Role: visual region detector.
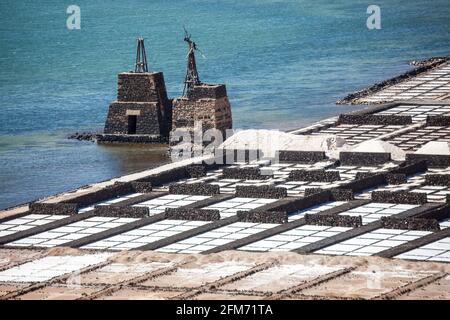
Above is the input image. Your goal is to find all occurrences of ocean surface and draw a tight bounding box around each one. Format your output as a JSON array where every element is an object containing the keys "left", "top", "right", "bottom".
[{"left": 0, "top": 0, "right": 449, "bottom": 209}]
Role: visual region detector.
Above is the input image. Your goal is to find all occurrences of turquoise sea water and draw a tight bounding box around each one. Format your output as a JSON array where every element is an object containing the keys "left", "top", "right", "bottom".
[{"left": 0, "top": 0, "right": 449, "bottom": 208}]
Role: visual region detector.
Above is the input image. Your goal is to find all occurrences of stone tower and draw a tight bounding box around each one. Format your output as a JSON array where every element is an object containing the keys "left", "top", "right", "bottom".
[
  {"left": 170, "top": 31, "right": 232, "bottom": 147},
  {"left": 100, "top": 38, "right": 172, "bottom": 143}
]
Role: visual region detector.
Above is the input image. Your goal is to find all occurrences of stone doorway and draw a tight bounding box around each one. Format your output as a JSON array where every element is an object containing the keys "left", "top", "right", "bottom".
[{"left": 127, "top": 115, "right": 137, "bottom": 134}]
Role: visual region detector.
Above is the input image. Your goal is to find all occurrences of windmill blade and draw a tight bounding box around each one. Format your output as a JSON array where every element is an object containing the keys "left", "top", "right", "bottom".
[{"left": 196, "top": 47, "right": 207, "bottom": 59}]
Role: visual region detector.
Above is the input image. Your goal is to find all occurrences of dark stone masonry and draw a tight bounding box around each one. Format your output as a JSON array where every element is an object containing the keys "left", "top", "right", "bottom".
[
  {"left": 337, "top": 114, "right": 412, "bottom": 126},
  {"left": 277, "top": 151, "right": 327, "bottom": 163},
  {"left": 386, "top": 173, "right": 407, "bottom": 185},
  {"left": 222, "top": 167, "right": 267, "bottom": 180},
  {"left": 381, "top": 217, "right": 441, "bottom": 232},
  {"left": 425, "top": 174, "right": 450, "bottom": 186},
  {"left": 235, "top": 185, "right": 287, "bottom": 199},
  {"left": 186, "top": 165, "right": 207, "bottom": 178},
  {"left": 102, "top": 72, "right": 172, "bottom": 140},
  {"left": 304, "top": 213, "right": 363, "bottom": 228},
  {"left": 169, "top": 182, "right": 220, "bottom": 196},
  {"left": 100, "top": 40, "right": 232, "bottom": 145},
  {"left": 406, "top": 154, "right": 450, "bottom": 168},
  {"left": 165, "top": 208, "right": 220, "bottom": 221},
  {"left": 130, "top": 182, "right": 153, "bottom": 193},
  {"left": 426, "top": 115, "right": 450, "bottom": 126},
  {"left": 93, "top": 205, "right": 151, "bottom": 218},
  {"left": 371, "top": 191, "right": 428, "bottom": 205},
  {"left": 29, "top": 203, "right": 79, "bottom": 216},
  {"left": 237, "top": 210, "right": 288, "bottom": 224},
  {"left": 340, "top": 152, "right": 391, "bottom": 166},
  {"left": 288, "top": 169, "right": 340, "bottom": 182}
]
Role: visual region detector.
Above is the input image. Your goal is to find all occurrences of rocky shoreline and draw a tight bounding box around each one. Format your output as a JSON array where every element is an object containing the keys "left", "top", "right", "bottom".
[
  {"left": 67, "top": 131, "right": 98, "bottom": 142},
  {"left": 337, "top": 56, "right": 450, "bottom": 105}
]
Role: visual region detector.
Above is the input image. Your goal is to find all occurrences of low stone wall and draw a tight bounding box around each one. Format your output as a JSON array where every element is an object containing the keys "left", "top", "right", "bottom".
[
  {"left": 425, "top": 174, "right": 450, "bottom": 186},
  {"left": 426, "top": 115, "right": 450, "bottom": 126},
  {"left": 381, "top": 217, "right": 440, "bottom": 231},
  {"left": 269, "top": 191, "right": 331, "bottom": 213},
  {"left": 337, "top": 114, "right": 412, "bottom": 126},
  {"left": 386, "top": 173, "right": 407, "bottom": 185},
  {"left": 97, "top": 134, "right": 167, "bottom": 144},
  {"left": 93, "top": 205, "right": 150, "bottom": 218},
  {"left": 371, "top": 191, "right": 427, "bottom": 205},
  {"left": 406, "top": 154, "right": 450, "bottom": 168},
  {"left": 390, "top": 160, "right": 427, "bottom": 176},
  {"left": 169, "top": 182, "right": 220, "bottom": 196},
  {"left": 29, "top": 203, "right": 79, "bottom": 215},
  {"left": 62, "top": 182, "right": 133, "bottom": 208},
  {"left": 304, "top": 213, "right": 362, "bottom": 228},
  {"left": 288, "top": 169, "right": 340, "bottom": 182},
  {"left": 235, "top": 185, "right": 287, "bottom": 199},
  {"left": 237, "top": 210, "right": 288, "bottom": 224},
  {"left": 186, "top": 165, "right": 207, "bottom": 178},
  {"left": 139, "top": 166, "right": 188, "bottom": 187},
  {"left": 165, "top": 208, "right": 220, "bottom": 221},
  {"left": 305, "top": 188, "right": 354, "bottom": 201},
  {"left": 131, "top": 182, "right": 152, "bottom": 193},
  {"left": 340, "top": 152, "right": 391, "bottom": 166},
  {"left": 343, "top": 173, "right": 386, "bottom": 193},
  {"left": 277, "top": 151, "right": 327, "bottom": 164},
  {"left": 222, "top": 167, "right": 267, "bottom": 180}
]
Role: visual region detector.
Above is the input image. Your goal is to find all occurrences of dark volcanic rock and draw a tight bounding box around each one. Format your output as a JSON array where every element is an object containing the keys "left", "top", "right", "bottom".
[
  {"left": 235, "top": 185, "right": 287, "bottom": 199},
  {"left": 425, "top": 174, "right": 450, "bottom": 186},
  {"left": 381, "top": 217, "right": 441, "bottom": 232},
  {"left": 186, "top": 165, "right": 207, "bottom": 178},
  {"left": 93, "top": 205, "right": 150, "bottom": 218},
  {"left": 222, "top": 167, "right": 267, "bottom": 180},
  {"left": 288, "top": 169, "right": 340, "bottom": 182},
  {"left": 169, "top": 182, "right": 220, "bottom": 196},
  {"left": 386, "top": 173, "right": 407, "bottom": 185},
  {"left": 237, "top": 210, "right": 288, "bottom": 224},
  {"left": 29, "top": 202, "right": 79, "bottom": 215},
  {"left": 68, "top": 132, "right": 97, "bottom": 142},
  {"left": 340, "top": 152, "right": 391, "bottom": 166},
  {"left": 277, "top": 151, "right": 327, "bottom": 164},
  {"left": 371, "top": 190, "right": 427, "bottom": 205},
  {"left": 304, "top": 188, "right": 354, "bottom": 201},
  {"left": 131, "top": 182, "right": 153, "bottom": 193},
  {"left": 304, "top": 213, "right": 362, "bottom": 228},
  {"left": 337, "top": 114, "right": 412, "bottom": 126},
  {"left": 165, "top": 208, "right": 220, "bottom": 221}
]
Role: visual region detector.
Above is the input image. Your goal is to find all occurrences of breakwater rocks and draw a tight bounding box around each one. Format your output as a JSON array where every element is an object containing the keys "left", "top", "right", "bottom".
[
  {"left": 67, "top": 132, "right": 97, "bottom": 142},
  {"left": 337, "top": 56, "right": 450, "bottom": 105}
]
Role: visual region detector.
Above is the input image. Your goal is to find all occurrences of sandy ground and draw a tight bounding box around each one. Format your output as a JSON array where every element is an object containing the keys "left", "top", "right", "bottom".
[{"left": 0, "top": 248, "right": 448, "bottom": 300}]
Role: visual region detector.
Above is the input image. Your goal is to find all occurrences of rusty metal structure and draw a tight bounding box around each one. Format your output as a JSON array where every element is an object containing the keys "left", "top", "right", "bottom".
[
  {"left": 134, "top": 37, "right": 148, "bottom": 73},
  {"left": 182, "top": 28, "right": 202, "bottom": 96}
]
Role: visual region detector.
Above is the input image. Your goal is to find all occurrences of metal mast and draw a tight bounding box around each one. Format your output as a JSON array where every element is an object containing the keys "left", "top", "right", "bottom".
[
  {"left": 182, "top": 28, "right": 202, "bottom": 96},
  {"left": 134, "top": 37, "right": 149, "bottom": 73}
]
